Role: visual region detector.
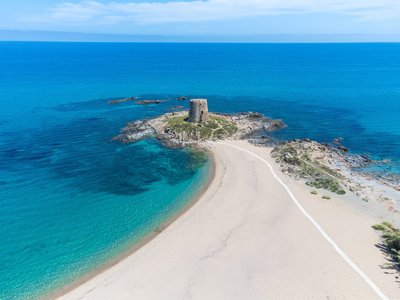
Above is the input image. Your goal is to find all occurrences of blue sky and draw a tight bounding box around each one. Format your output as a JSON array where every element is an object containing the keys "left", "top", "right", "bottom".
[{"left": 0, "top": 0, "right": 399, "bottom": 41}]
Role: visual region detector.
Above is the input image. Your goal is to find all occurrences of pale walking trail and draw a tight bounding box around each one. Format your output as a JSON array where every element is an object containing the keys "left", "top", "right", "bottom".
[{"left": 61, "top": 140, "right": 396, "bottom": 300}]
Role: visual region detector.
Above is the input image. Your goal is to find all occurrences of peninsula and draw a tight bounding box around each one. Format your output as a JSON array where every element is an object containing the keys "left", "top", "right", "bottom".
[{"left": 61, "top": 99, "right": 400, "bottom": 300}]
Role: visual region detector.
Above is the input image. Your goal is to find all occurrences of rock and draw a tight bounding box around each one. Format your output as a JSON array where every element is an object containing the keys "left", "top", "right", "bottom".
[
  {"left": 338, "top": 146, "right": 349, "bottom": 152},
  {"left": 333, "top": 137, "right": 343, "bottom": 145},
  {"left": 177, "top": 96, "right": 188, "bottom": 101},
  {"left": 271, "top": 138, "right": 398, "bottom": 206},
  {"left": 230, "top": 112, "right": 286, "bottom": 139},
  {"left": 135, "top": 100, "right": 166, "bottom": 105},
  {"left": 108, "top": 97, "right": 136, "bottom": 105},
  {"left": 264, "top": 119, "right": 285, "bottom": 131},
  {"left": 360, "top": 154, "right": 372, "bottom": 162},
  {"left": 169, "top": 105, "right": 184, "bottom": 111},
  {"left": 113, "top": 120, "right": 156, "bottom": 143},
  {"left": 248, "top": 135, "right": 271, "bottom": 146}
]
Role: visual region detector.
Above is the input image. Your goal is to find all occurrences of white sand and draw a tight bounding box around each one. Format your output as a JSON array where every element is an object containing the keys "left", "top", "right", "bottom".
[{"left": 60, "top": 140, "right": 399, "bottom": 300}]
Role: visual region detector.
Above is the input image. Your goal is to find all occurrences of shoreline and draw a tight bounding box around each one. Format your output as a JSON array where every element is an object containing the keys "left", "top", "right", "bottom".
[
  {"left": 48, "top": 148, "right": 216, "bottom": 299},
  {"left": 60, "top": 140, "right": 399, "bottom": 299}
]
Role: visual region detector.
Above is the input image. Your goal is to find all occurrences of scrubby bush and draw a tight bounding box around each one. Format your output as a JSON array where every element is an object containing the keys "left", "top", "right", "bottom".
[
  {"left": 372, "top": 222, "right": 400, "bottom": 267},
  {"left": 306, "top": 178, "right": 346, "bottom": 195}
]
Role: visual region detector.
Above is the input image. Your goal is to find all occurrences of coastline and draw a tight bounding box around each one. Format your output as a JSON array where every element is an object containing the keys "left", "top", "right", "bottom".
[
  {"left": 48, "top": 148, "right": 216, "bottom": 299},
  {"left": 60, "top": 140, "right": 399, "bottom": 299}
]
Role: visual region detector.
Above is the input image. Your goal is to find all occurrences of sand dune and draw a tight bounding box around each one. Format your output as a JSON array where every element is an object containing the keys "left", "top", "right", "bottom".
[{"left": 60, "top": 140, "right": 398, "bottom": 300}]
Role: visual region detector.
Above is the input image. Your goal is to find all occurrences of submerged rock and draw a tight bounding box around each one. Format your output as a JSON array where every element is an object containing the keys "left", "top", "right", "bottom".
[
  {"left": 333, "top": 137, "right": 344, "bottom": 145},
  {"left": 135, "top": 100, "right": 166, "bottom": 105},
  {"left": 108, "top": 97, "right": 136, "bottom": 105},
  {"left": 177, "top": 96, "right": 188, "bottom": 101}
]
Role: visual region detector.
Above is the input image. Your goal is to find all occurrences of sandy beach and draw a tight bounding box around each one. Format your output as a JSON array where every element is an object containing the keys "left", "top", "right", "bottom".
[{"left": 60, "top": 140, "right": 399, "bottom": 300}]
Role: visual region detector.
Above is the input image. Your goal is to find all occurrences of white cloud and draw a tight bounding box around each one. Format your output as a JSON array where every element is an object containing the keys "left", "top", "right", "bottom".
[{"left": 26, "top": 0, "right": 400, "bottom": 25}]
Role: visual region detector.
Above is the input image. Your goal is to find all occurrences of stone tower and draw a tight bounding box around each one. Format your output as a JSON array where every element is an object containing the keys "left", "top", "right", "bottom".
[{"left": 188, "top": 99, "right": 209, "bottom": 123}]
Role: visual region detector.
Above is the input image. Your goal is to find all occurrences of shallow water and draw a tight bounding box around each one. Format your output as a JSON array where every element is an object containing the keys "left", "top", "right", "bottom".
[{"left": 0, "top": 98, "right": 211, "bottom": 298}]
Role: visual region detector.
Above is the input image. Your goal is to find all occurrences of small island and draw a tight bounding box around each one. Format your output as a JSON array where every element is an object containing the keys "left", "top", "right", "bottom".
[{"left": 113, "top": 98, "right": 285, "bottom": 147}]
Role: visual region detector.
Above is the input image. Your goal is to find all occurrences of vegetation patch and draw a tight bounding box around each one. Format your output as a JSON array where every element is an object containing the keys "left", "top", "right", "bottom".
[
  {"left": 372, "top": 222, "right": 400, "bottom": 267},
  {"left": 322, "top": 195, "right": 331, "bottom": 200},
  {"left": 306, "top": 178, "right": 346, "bottom": 195},
  {"left": 272, "top": 144, "right": 345, "bottom": 195},
  {"left": 166, "top": 114, "right": 238, "bottom": 141}
]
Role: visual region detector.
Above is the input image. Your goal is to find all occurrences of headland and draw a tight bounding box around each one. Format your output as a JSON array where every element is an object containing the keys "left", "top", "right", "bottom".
[{"left": 60, "top": 99, "right": 399, "bottom": 299}]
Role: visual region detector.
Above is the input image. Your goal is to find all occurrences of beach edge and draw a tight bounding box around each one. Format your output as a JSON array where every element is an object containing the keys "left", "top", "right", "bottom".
[{"left": 47, "top": 147, "right": 216, "bottom": 300}]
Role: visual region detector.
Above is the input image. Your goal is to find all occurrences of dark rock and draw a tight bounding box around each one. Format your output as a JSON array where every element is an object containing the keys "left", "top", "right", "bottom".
[
  {"left": 360, "top": 154, "right": 371, "bottom": 162},
  {"left": 108, "top": 97, "right": 136, "bottom": 105},
  {"left": 264, "top": 119, "right": 285, "bottom": 131},
  {"left": 345, "top": 154, "right": 372, "bottom": 168},
  {"left": 177, "top": 96, "right": 188, "bottom": 101},
  {"left": 333, "top": 137, "right": 343, "bottom": 145},
  {"left": 135, "top": 100, "right": 166, "bottom": 105},
  {"left": 338, "top": 146, "right": 349, "bottom": 152}
]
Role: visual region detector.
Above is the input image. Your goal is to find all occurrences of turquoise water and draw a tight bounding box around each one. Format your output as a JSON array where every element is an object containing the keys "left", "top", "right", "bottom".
[
  {"left": 0, "top": 42, "right": 399, "bottom": 298},
  {"left": 0, "top": 106, "right": 211, "bottom": 299}
]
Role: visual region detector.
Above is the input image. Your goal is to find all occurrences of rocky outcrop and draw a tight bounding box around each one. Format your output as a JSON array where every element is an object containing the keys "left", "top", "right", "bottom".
[
  {"left": 338, "top": 145, "right": 349, "bottom": 153},
  {"left": 113, "top": 111, "right": 285, "bottom": 148},
  {"left": 114, "top": 120, "right": 156, "bottom": 144},
  {"left": 135, "top": 100, "right": 166, "bottom": 105},
  {"left": 108, "top": 97, "right": 137, "bottom": 105},
  {"left": 108, "top": 98, "right": 166, "bottom": 106},
  {"left": 271, "top": 139, "right": 399, "bottom": 208},
  {"left": 215, "top": 112, "right": 285, "bottom": 139}
]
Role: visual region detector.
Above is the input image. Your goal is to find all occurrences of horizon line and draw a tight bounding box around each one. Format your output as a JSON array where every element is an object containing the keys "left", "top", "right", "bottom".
[{"left": 1, "top": 30, "right": 400, "bottom": 43}]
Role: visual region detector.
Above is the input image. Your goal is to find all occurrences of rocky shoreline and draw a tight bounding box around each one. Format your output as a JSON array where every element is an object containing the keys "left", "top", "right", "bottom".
[
  {"left": 113, "top": 111, "right": 285, "bottom": 147},
  {"left": 113, "top": 109, "right": 399, "bottom": 212},
  {"left": 269, "top": 139, "right": 400, "bottom": 211}
]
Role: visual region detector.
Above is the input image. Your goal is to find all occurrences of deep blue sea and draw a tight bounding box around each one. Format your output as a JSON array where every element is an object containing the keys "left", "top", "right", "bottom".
[{"left": 0, "top": 42, "right": 399, "bottom": 298}]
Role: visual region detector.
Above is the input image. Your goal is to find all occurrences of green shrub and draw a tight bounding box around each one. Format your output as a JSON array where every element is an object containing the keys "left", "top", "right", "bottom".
[
  {"left": 372, "top": 222, "right": 400, "bottom": 267},
  {"left": 306, "top": 178, "right": 346, "bottom": 195}
]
